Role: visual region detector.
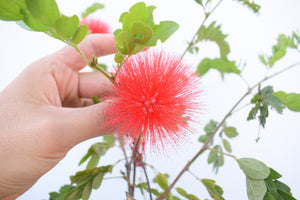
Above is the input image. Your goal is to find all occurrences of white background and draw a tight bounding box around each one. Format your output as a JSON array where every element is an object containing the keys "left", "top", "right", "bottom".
[{"left": 0, "top": 0, "right": 300, "bottom": 199}]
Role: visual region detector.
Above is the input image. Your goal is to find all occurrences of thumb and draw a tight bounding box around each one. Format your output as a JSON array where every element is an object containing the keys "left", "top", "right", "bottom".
[{"left": 55, "top": 102, "right": 112, "bottom": 147}]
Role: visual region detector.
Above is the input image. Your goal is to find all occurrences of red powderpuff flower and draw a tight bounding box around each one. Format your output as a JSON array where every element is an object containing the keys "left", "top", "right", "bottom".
[
  {"left": 106, "top": 51, "right": 202, "bottom": 153},
  {"left": 79, "top": 17, "right": 111, "bottom": 34}
]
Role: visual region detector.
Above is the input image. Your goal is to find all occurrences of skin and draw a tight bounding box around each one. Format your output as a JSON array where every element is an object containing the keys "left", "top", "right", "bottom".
[{"left": 0, "top": 34, "right": 116, "bottom": 199}]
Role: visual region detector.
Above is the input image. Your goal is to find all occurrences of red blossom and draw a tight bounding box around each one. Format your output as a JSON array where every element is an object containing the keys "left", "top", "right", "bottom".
[
  {"left": 79, "top": 17, "right": 111, "bottom": 34},
  {"left": 106, "top": 51, "right": 202, "bottom": 153}
]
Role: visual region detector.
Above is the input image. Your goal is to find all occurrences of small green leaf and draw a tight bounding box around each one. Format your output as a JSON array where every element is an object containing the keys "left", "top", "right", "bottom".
[
  {"left": 20, "top": 10, "right": 49, "bottom": 32},
  {"left": 176, "top": 187, "right": 200, "bottom": 200},
  {"left": 207, "top": 147, "right": 218, "bottom": 164},
  {"left": 268, "top": 168, "right": 282, "bottom": 180},
  {"left": 235, "top": 0, "right": 261, "bottom": 13},
  {"left": 222, "top": 139, "right": 232, "bottom": 153},
  {"left": 238, "top": 158, "right": 270, "bottom": 179},
  {"left": 26, "top": 0, "right": 60, "bottom": 27},
  {"left": 264, "top": 177, "right": 278, "bottom": 197},
  {"left": 259, "top": 54, "right": 268, "bottom": 66},
  {"left": 198, "top": 134, "right": 209, "bottom": 143},
  {"left": 273, "top": 180, "right": 291, "bottom": 194},
  {"left": 204, "top": 120, "right": 218, "bottom": 134},
  {"left": 131, "top": 21, "right": 153, "bottom": 44},
  {"left": 55, "top": 15, "right": 79, "bottom": 39},
  {"left": 92, "top": 173, "right": 104, "bottom": 189},
  {"left": 223, "top": 127, "right": 238, "bottom": 138},
  {"left": 72, "top": 25, "right": 89, "bottom": 45},
  {"left": 265, "top": 94, "right": 284, "bottom": 114},
  {"left": 103, "top": 135, "right": 115, "bottom": 146},
  {"left": 277, "top": 189, "right": 296, "bottom": 200},
  {"left": 115, "top": 31, "right": 135, "bottom": 54},
  {"left": 79, "top": 153, "right": 90, "bottom": 166},
  {"left": 145, "top": 21, "right": 179, "bottom": 46},
  {"left": 201, "top": 179, "right": 224, "bottom": 200},
  {"left": 66, "top": 189, "right": 81, "bottom": 200},
  {"left": 194, "top": 0, "right": 203, "bottom": 5},
  {"left": 246, "top": 177, "right": 267, "bottom": 200},
  {"left": 92, "top": 96, "right": 100, "bottom": 104},
  {"left": 264, "top": 192, "right": 276, "bottom": 200},
  {"left": 153, "top": 173, "right": 169, "bottom": 190},
  {"left": 0, "top": 0, "right": 23, "bottom": 21},
  {"left": 82, "top": 3, "right": 104, "bottom": 18},
  {"left": 273, "top": 91, "right": 300, "bottom": 112},
  {"left": 82, "top": 182, "right": 92, "bottom": 200},
  {"left": 197, "top": 58, "right": 240, "bottom": 77},
  {"left": 86, "top": 154, "right": 100, "bottom": 169},
  {"left": 197, "top": 21, "right": 230, "bottom": 59}
]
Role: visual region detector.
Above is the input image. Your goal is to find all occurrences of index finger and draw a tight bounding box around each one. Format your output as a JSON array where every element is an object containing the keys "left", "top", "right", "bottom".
[{"left": 49, "top": 34, "right": 117, "bottom": 71}]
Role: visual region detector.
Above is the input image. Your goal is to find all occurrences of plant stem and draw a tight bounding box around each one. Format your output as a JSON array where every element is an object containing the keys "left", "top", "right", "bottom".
[
  {"left": 141, "top": 162, "right": 153, "bottom": 200},
  {"left": 207, "top": 147, "right": 238, "bottom": 161},
  {"left": 156, "top": 61, "right": 300, "bottom": 200},
  {"left": 181, "top": 0, "right": 224, "bottom": 59}
]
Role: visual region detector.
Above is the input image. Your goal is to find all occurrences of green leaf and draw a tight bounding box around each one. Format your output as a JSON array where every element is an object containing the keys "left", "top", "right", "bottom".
[
  {"left": 197, "top": 21, "right": 230, "bottom": 59},
  {"left": 92, "top": 173, "right": 104, "bottom": 189},
  {"left": 223, "top": 126, "right": 238, "bottom": 138},
  {"left": 0, "top": 0, "right": 23, "bottom": 21},
  {"left": 264, "top": 177, "right": 278, "bottom": 197},
  {"left": 26, "top": 0, "right": 60, "bottom": 27},
  {"left": 198, "top": 134, "right": 209, "bottom": 143},
  {"left": 277, "top": 190, "right": 296, "bottom": 200},
  {"left": 66, "top": 189, "right": 81, "bottom": 200},
  {"left": 82, "top": 3, "right": 104, "bottom": 18},
  {"left": 176, "top": 187, "right": 200, "bottom": 200},
  {"left": 194, "top": 0, "right": 203, "bottom": 6},
  {"left": 79, "top": 153, "right": 90, "bottom": 166},
  {"left": 91, "top": 96, "right": 100, "bottom": 104},
  {"left": 153, "top": 173, "right": 169, "bottom": 190},
  {"left": 265, "top": 94, "right": 284, "bottom": 114},
  {"left": 115, "top": 31, "right": 135, "bottom": 54},
  {"left": 238, "top": 158, "right": 270, "bottom": 179},
  {"left": 259, "top": 54, "right": 268, "bottom": 66},
  {"left": 86, "top": 154, "right": 100, "bottom": 169},
  {"left": 222, "top": 139, "right": 232, "bottom": 153},
  {"left": 264, "top": 192, "right": 276, "bottom": 200},
  {"left": 55, "top": 15, "right": 79, "bottom": 39},
  {"left": 82, "top": 182, "right": 92, "bottom": 200},
  {"left": 145, "top": 21, "right": 179, "bottom": 46},
  {"left": 72, "top": 25, "right": 89, "bottom": 45},
  {"left": 273, "top": 91, "right": 300, "bottom": 112},
  {"left": 207, "top": 146, "right": 218, "bottom": 164},
  {"left": 120, "top": 2, "right": 148, "bottom": 32},
  {"left": 246, "top": 177, "right": 267, "bottom": 200},
  {"left": 197, "top": 58, "right": 240, "bottom": 77},
  {"left": 204, "top": 120, "right": 218, "bottom": 134},
  {"left": 201, "top": 179, "right": 224, "bottom": 200},
  {"left": 235, "top": 0, "right": 261, "bottom": 13},
  {"left": 131, "top": 21, "right": 153, "bottom": 44},
  {"left": 268, "top": 168, "right": 282, "bottom": 180},
  {"left": 19, "top": 9, "right": 49, "bottom": 32},
  {"left": 264, "top": 34, "right": 297, "bottom": 67},
  {"left": 273, "top": 180, "right": 291, "bottom": 194},
  {"left": 103, "top": 135, "right": 115, "bottom": 146}
]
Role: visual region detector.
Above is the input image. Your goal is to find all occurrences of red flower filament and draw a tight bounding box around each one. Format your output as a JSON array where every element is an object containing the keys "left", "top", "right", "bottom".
[
  {"left": 106, "top": 51, "right": 202, "bottom": 153},
  {"left": 79, "top": 17, "right": 111, "bottom": 34}
]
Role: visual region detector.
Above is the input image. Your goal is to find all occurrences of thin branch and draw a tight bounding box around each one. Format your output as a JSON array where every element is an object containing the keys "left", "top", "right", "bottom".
[
  {"left": 156, "top": 61, "right": 300, "bottom": 200},
  {"left": 141, "top": 162, "right": 153, "bottom": 200},
  {"left": 181, "top": 0, "right": 224, "bottom": 59}
]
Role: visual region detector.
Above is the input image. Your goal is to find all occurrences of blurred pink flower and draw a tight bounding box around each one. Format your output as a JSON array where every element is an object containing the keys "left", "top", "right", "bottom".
[
  {"left": 106, "top": 51, "right": 202, "bottom": 153},
  {"left": 80, "top": 17, "right": 111, "bottom": 34}
]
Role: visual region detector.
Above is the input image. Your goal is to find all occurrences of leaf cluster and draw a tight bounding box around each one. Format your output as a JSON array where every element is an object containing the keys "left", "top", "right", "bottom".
[
  {"left": 113, "top": 2, "right": 179, "bottom": 63},
  {"left": 49, "top": 165, "right": 113, "bottom": 200},
  {"left": 0, "top": 0, "right": 89, "bottom": 45},
  {"left": 194, "top": 21, "right": 240, "bottom": 78},
  {"left": 259, "top": 33, "right": 299, "bottom": 67},
  {"left": 247, "top": 85, "right": 284, "bottom": 128},
  {"left": 201, "top": 179, "right": 224, "bottom": 200},
  {"left": 79, "top": 135, "right": 116, "bottom": 170}
]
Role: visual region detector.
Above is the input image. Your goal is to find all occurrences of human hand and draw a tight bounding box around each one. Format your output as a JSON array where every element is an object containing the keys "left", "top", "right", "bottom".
[{"left": 0, "top": 34, "right": 116, "bottom": 199}]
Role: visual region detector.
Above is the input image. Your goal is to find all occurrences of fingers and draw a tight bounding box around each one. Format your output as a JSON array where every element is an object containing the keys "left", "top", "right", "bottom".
[
  {"left": 50, "top": 34, "right": 117, "bottom": 71},
  {"left": 78, "top": 71, "right": 113, "bottom": 98},
  {"left": 56, "top": 102, "right": 112, "bottom": 146}
]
